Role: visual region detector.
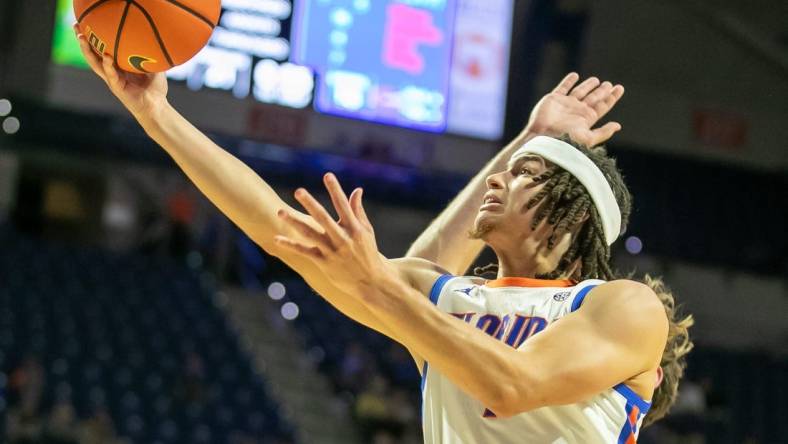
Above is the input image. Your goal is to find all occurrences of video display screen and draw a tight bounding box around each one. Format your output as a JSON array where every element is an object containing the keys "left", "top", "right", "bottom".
[
  {"left": 292, "top": 0, "right": 456, "bottom": 132},
  {"left": 51, "top": 0, "right": 513, "bottom": 140},
  {"left": 52, "top": 0, "right": 89, "bottom": 70}
]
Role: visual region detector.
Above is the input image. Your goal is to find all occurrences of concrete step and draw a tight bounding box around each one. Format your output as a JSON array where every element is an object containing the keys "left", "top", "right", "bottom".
[{"left": 217, "top": 288, "right": 361, "bottom": 444}]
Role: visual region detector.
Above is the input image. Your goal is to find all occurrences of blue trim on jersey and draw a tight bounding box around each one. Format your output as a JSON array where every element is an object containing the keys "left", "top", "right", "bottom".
[
  {"left": 421, "top": 361, "right": 429, "bottom": 428},
  {"left": 421, "top": 274, "right": 453, "bottom": 393},
  {"left": 421, "top": 274, "right": 453, "bottom": 426},
  {"left": 570, "top": 284, "right": 598, "bottom": 312},
  {"left": 429, "top": 274, "right": 453, "bottom": 305},
  {"left": 613, "top": 383, "right": 651, "bottom": 413},
  {"left": 420, "top": 362, "right": 429, "bottom": 393},
  {"left": 617, "top": 403, "right": 635, "bottom": 444}
]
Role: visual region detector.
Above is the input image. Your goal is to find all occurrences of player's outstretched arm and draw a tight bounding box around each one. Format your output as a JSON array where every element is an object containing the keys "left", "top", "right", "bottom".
[
  {"left": 73, "top": 27, "right": 408, "bottom": 341},
  {"left": 275, "top": 179, "right": 667, "bottom": 417},
  {"left": 74, "top": 26, "right": 285, "bottom": 249},
  {"left": 406, "top": 74, "right": 625, "bottom": 276}
]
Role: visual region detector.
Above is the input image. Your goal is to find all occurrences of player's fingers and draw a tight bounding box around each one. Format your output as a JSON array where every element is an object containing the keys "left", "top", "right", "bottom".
[
  {"left": 349, "top": 188, "right": 372, "bottom": 230},
  {"left": 276, "top": 209, "right": 330, "bottom": 247},
  {"left": 323, "top": 173, "right": 357, "bottom": 227},
  {"left": 593, "top": 84, "right": 625, "bottom": 119},
  {"left": 74, "top": 30, "right": 108, "bottom": 83},
  {"left": 569, "top": 77, "right": 600, "bottom": 100},
  {"left": 590, "top": 122, "right": 622, "bottom": 145},
  {"left": 294, "top": 188, "right": 347, "bottom": 245},
  {"left": 274, "top": 236, "right": 325, "bottom": 260},
  {"left": 348, "top": 188, "right": 363, "bottom": 222},
  {"left": 101, "top": 55, "right": 122, "bottom": 89},
  {"left": 551, "top": 72, "right": 580, "bottom": 95},
  {"left": 583, "top": 81, "right": 613, "bottom": 107}
]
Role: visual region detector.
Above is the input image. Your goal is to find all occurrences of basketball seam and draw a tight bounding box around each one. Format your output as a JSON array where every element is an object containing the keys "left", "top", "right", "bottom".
[
  {"left": 77, "top": 0, "right": 113, "bottom": 23},
  {"left": 163, "top": 0, "right": 217, "bottom": 29},
  {"left": 114, "top": 1, "right": 133, "bottom": 67},
  {"left": 129, "top": 0, "right": 174, "bottom": 67}
]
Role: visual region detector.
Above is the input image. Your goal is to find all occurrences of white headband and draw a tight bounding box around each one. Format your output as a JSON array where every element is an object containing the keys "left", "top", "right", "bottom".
[{"left": 512, "top": 136, "right": 621, "bottom": 245}]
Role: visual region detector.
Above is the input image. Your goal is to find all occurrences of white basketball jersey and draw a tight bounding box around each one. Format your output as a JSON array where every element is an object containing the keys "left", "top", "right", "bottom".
[{"left": 421, "top": 275, "right": 651, "bottom": 444}]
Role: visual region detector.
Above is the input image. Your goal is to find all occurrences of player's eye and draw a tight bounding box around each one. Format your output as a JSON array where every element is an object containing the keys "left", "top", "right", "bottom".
[{"left": 519, "top": 167, "right": 533, "bottom": 176}]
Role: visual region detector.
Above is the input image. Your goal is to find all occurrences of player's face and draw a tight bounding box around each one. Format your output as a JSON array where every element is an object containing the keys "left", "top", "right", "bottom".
[{"left": 472, "top": 155, "right": 552, "bottom": 244}]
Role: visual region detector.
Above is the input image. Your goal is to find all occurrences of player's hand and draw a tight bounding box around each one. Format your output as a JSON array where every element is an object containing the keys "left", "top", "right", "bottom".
[
  {"left": 274, "top": 173, "right": 395, "bottom": 297},
  {"left": 522, "top": 73, "right": 625, "bottom": 147},
  {"left": 73, "top": 24, "right": 169, "bottom": 120}
]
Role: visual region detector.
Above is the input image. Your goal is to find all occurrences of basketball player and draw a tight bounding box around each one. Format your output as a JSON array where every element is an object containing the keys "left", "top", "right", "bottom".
[{"left": 75, "top": 26, "right": 692, "bottom": 442}]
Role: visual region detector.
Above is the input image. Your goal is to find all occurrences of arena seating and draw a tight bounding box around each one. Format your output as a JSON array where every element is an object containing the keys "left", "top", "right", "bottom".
[
  {"left": 0, "top": 227, "right": 294, "bottom": 444},
  {"left": 681, "top": 347, "right": 788, "bottom": 443},
  {"left": 281, "top": 277, "right": 420, "bottom": 390}
]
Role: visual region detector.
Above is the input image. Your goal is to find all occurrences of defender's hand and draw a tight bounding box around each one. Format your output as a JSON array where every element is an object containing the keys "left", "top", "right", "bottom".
[
  {"left": 73, "top": 24, "right": 169, "bottom": 120},
  {"left": 524, "top": 73, "right": 625, "bottom": 147},
  {"left": 274, "top": 174, "right": 395, "bottom": 297}
]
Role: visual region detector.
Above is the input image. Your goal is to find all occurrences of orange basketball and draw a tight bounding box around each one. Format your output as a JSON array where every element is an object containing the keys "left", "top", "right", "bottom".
[{"left": 74, "top": 0, "right": 221, "bottom": 73}]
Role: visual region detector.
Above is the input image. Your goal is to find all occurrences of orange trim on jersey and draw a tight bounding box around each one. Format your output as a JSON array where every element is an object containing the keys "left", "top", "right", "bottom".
[
  {"left": 624, "top": 405, "right": 640, "bottom": 444},
  {"left": 484, "top": 277, "right": 575, "bottom": 288},
  {"left": 628, "top": 405, "right": 640, "bottom": 426}
]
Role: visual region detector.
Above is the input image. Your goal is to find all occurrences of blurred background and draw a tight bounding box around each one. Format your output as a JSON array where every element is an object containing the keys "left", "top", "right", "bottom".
[{"left": 0, "top": 0, "right": 786, "bottom": 443}]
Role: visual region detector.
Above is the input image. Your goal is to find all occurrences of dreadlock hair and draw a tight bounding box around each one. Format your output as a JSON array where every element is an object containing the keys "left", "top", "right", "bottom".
[
  {"left": 473, "top": 135, "right": 632, "bottom": 281},
  {"left": 473, "top": 136, "right": 693, "bottom": 427}
]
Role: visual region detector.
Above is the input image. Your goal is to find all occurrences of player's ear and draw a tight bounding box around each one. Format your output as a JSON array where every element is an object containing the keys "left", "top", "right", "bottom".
[{"left": 655, "top": 367, "right": 664, "bottom": 388}]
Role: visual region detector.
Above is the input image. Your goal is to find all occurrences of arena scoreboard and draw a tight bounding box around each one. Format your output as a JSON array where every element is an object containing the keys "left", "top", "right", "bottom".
[
  {"left": 52, "top": 0, "right": 514, "bottom": 139},
  {"left": 292, "top": 0, "right": 456, "bottom": 132}
]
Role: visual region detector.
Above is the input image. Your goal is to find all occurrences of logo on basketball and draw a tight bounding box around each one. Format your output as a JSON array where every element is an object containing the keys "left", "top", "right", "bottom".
[
  {"left": 85, "top": 27, "right": 106, "bottom": 54},
  {"left": 553, "top": 291, "right": 570, "bottom": 301},
  {"left": 128, "top": 55, "right": 157, "bottom": 73}
]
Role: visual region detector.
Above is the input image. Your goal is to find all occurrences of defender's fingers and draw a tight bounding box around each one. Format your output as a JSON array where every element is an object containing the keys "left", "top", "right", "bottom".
[
  {"left": 294, "top": 188, "right": 346, "bottom": 244},
  {"left": 277, "top": 209, "right": 330, "bottom": 246},
  {"left": 569, "top": 77, "right": 600, "bottom": 99},
  {"left": 274, "top": 236, "right": 325, "bottom": 260},
  {"left": 590, "top": 122, "right": 622, "bottom": 144},
  {"left": 323, "top": 173, "right": 356, "bottom": 226},
  {"left": 551, "top": 72, "right": 580, "bottom": 95},
  {"left": 349, "top": 188, "right": 372, "bottom": 229},
  {"left": 583, "top": 81, "right": 613, "bottom": 107},
  {"left": 593, "top": 84, "right": 625, "bottom": 119}
]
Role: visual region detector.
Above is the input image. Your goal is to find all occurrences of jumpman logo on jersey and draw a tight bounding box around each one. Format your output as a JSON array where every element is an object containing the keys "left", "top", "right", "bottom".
[{"left": 454, "top": 287, "right": 475, "bottom": 296}]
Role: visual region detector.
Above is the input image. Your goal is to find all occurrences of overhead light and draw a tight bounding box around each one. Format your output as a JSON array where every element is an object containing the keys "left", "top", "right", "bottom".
[
  {"left": 280, "top": 302, "right": 299, "bottom": 321},
  {"left": 267, "top": 282, "right": 286, "bottom": 300},
  {"left": 2, "top": 117, "right": 20, "bottom": 135},
  {"left": 625, "top": 236, "right": 643, "bottom": 255},
  {"left": 0, "top": 99, "right": 11, "bottom": 117}
]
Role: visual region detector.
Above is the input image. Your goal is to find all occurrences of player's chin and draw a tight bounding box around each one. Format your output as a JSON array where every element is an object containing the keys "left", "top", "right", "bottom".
[{"left": 470, "top": 214, "right": 497, "bottom": 240}]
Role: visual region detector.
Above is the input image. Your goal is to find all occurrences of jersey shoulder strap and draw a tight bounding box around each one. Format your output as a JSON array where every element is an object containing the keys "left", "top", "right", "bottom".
[{"left": 569, "top": 279, "right": 606, "bottom": 312}]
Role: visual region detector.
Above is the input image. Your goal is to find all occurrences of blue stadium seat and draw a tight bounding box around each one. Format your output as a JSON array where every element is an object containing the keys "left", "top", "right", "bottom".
[{"left": 0, "top": 226, "right": 294, "bottom": 444}]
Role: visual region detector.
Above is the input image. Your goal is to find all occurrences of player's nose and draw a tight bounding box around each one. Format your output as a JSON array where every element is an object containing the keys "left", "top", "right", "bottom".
[{"left": 485, "top": 171, "right": 505, "bottom": 190}]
